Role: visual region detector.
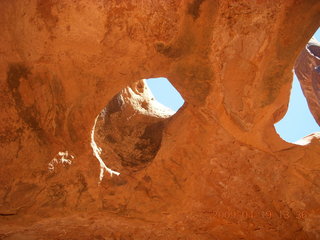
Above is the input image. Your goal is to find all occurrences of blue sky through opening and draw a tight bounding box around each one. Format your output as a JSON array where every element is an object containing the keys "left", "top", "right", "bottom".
[
  {"left": 146, "top": 28, "right": 320, "bottom": 143},
  {"left": 274, "top": 28, "right": 320, "bottom": 143},
  {"left": 146, "top": 77, "right": 184, "bottom": 112},
  {"left": 274, "top": 76, "right": 319, "bottom": 143}
]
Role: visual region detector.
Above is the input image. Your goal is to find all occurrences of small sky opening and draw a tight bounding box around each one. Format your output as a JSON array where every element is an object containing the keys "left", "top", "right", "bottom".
[
  {"left": 146, "top": 77, "right": 184, "bottom": 112},
  {"left": 274, "top": 28, "right": 320, "bottom": 143}
]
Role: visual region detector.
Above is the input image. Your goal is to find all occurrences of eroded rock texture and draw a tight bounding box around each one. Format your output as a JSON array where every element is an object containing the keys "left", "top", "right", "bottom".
[
  {"left": 295, "top": 38, "right": 320, "bottom": 126},
  {"left": 95, "top": 79, "right": 174, "bottom": 172},
  {"left": 1, "top": 0, "right": 320, "bottom": 239}
]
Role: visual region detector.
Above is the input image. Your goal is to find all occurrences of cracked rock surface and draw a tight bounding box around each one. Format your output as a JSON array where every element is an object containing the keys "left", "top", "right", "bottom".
[{"left": 1, "top": 0, "right": 320, "bottom": 239}]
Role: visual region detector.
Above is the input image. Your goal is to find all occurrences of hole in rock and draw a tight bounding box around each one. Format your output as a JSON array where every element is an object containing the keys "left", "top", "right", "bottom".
[
  {"left": 145, "top": 77, "right": 184, "bottom": 112},
  {"left": 275, "top": 28, "right": 320, "bottom": 144},
  {"left": 91, "top": 78, "right": 184, "bottom": 180}
]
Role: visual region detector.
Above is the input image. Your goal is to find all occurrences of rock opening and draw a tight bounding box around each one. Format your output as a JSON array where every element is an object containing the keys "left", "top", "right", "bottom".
[
  {"left": 92, "top": 78, "right": 184, "bottom": 177},
  {"left": 145, "top": 77, "right": 185, "bottom": 112},
  {"left": 275, "top": 29, "right": 320, "bottom": 144}
]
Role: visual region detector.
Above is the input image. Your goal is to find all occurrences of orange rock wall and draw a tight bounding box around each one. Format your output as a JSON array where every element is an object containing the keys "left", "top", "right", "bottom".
[{"left": 0, "top": 0, "right": 320, "bottom": 239}]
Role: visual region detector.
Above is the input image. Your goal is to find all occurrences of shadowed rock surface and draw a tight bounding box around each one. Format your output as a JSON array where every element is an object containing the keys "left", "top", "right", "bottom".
[
  {"left": 95, "top": 80, "right": 173, "bottom": 172},
  {"left": 1, "top": 0, "right": 320, "bottom": 239}
]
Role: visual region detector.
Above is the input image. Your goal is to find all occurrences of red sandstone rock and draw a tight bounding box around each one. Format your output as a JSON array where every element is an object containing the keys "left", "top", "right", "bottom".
[{"left": 1, "top": 0, "right": 320, "bottom": 239}]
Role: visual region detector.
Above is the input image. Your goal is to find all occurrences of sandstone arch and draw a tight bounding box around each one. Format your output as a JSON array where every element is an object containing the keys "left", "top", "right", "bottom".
[{"left": 1, "top": 0, "right": 320, "bottom": 239}]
